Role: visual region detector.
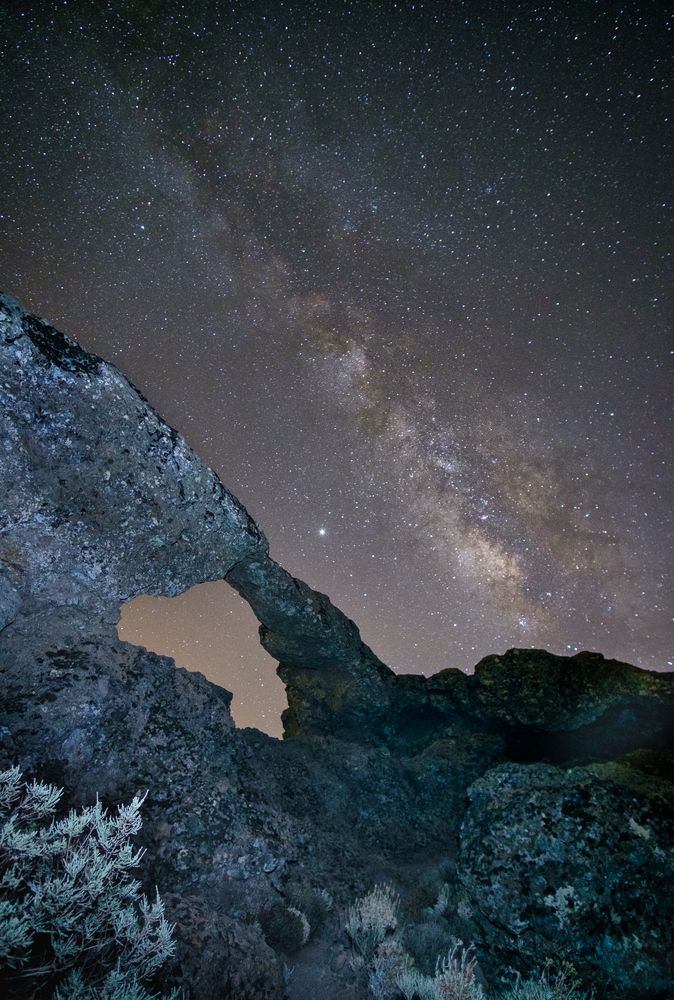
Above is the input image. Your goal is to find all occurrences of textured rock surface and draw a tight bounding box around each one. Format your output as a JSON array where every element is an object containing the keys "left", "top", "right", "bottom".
[
  {"left": 1, "top": 293, "right": 672, "bottom": 999},
  {"left": 424, "top": 647, "right": 674, "bottom": 765},
  {"left": 456, "top": 753, "right": 674, "bottom": 998},
  {"left": 226, "top": 553, "right": 395, "bottom": 736},
  {"left": 0, "top": 292, "right": 263, "bottom": 624},
  {"left": 457, "top": 646, "right": 673, "bottom": 731},
  {"left": 162, "top": 896, "right": 284, "bottom": 1000}
]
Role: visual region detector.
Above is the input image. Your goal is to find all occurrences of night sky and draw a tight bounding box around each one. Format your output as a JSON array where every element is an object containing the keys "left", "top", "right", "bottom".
[{"left": 1, "top": 1, "right": 671, "bottom": 736}]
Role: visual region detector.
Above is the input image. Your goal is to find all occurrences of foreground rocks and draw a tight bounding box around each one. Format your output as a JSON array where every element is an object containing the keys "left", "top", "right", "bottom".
[
  {"left": 1, "top": 293, "right": 672, "bottom": 998},
  {"left": 457, "top": 753, "right": 674, "bottom": 996}
]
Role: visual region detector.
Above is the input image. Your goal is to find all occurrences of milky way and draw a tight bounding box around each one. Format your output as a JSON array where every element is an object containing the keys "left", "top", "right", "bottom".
[{"left": 1, "top": 2, "right": 671, "bottom": 734}]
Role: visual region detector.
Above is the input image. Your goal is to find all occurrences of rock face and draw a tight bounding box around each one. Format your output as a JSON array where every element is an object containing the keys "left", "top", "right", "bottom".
[
  {"left": 457, "top": 754, "right": 674, "bottom": 997},
  {"left": 0, "top": 292, "right": 263, "bottom": 625},
  {"left": 1, "top": 293, "right": 672, "bottom": 999},
  {"left": 225, "top": 553, "right": 395, "bottom": 737}
]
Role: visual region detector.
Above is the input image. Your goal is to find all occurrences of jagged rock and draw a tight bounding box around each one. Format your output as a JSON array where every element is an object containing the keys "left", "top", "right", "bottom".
[
  {"left": 163, "top": 897, "right": 284, "bottom": 1000},
  {"left": 459, "top": 647, "right": 672, "bottom": 731},
  {"left": 425, "top": 648, "right": 674, "bottom": 764},
  {"left": 456, "top": 753, "right": 674, "bottom": 998},
  {"left": 0, "top": 292, "right": 393, "bottom": 735},
  {"left": 0, "top": 607, "right": 239, "bottom": 868}
]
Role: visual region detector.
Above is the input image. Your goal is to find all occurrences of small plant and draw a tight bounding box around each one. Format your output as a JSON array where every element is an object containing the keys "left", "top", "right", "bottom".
[
  {"left": 434, "top": 941, "right": 484, "bottom": 999},
  {"left": 396, "top": 966, "right": 438, "bottom": 999},
  {"left": 288, "top": 884, "right": 333, "bottom": 936},
  {"left": 499, "top": 962, "right": 593, "bottom": 999},
  {"left": 345, "top": 883, "right": 400, "bottom": 960},
  {"left": 369, "top": 938, "right": 413, "bottom": 999},
  {"left": 403, "top": 919, "right": 456, "bottom": 976},
  {"left": 0, "top": 766, "right": 176, "bottom": 999}
]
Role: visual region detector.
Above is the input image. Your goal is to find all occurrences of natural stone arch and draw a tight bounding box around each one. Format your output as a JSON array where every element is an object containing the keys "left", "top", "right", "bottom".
[{"left": 118, "top": 580, "right": 285, "bottom": 735}]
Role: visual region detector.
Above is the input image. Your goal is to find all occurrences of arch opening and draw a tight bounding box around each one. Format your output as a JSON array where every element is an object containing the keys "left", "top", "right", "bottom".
[{"left": 117, "top": 580, "right": 285, "bottom": 738}]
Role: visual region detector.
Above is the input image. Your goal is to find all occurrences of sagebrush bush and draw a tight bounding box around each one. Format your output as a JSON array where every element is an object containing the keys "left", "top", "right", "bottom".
[
  {"left": 342, "top": 879, "right": 605, "bottom": 1000},
  {"left": 396, "top": 966, "right": 437, "bottom": 999},
  {"left": 345, "top": 883, "right": 400, "bottom": 960},
  {"left": 498, "top": 964, "right": 593, "bottom": 1000},
  {"left": 345, "top": 882, "right": 600, "bottom": 1000},
  {"left": 403, "top": 918, "right": 456, "bottom": 975},
  {"left": 288, "top": 884, "right": 333, "bottom": 936},
  {"left": 368, "top": 938, "right": 413, "bottom": 999},
  {"left": 434, "top": 941, "right": 484, "bottom": 999},
  {"left": 0, "top": 766, "right": 176, "bottom": 999},
  {"left": 391, "top": 941, "right": 484, "bottom": 1000},
  {"left": 343, "top": 884, "right": 482, "bottom": 999}
]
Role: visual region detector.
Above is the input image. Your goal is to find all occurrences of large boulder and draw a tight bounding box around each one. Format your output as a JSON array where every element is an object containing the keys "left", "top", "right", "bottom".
[{"left": 456, "top": 753, "right": 674, "bottom": 997}]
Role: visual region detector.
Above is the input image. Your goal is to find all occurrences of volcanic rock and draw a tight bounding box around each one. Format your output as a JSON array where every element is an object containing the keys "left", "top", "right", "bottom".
[
  {"left": 1, "top": 292, "right": 672, "bottom": 999},
  {"left": 456, "top": 753, "right": 674, "bottom": 998},
  {"left": 0, "top": 292, "right": 264, "bottom": 625}
]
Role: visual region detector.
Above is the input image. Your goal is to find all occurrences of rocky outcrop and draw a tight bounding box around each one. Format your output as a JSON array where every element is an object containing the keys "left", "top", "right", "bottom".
[
  {"left": 453, "top": 646, "right": 673, "bottom": 731},
  {"left": 0, "top": 291, "right": 395, "bottom": 731},
  {"left": 0, "top": 293, "right": 263, "bottom": 625},
  {"left": 1, "top": 293, "right": 672, "bottom": 998},
  {"left": 423, "top": 647, "right": 674, "bottom": 762},
  {"left": 456, "top": 752, "right": 674, "bottom": 998},
  {"left": 226, "top": 554, "right": 394, "bottom": 737}
]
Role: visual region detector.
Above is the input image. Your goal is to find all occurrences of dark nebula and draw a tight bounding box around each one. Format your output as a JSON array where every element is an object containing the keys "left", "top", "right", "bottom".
[{"left": 1, "top": 1, "right": 671, "bottom": 734}]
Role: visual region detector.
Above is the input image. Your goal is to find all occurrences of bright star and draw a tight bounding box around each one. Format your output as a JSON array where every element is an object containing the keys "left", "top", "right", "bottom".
[{"left": 318, "top": 528, "right": 326, "bottom": 536}]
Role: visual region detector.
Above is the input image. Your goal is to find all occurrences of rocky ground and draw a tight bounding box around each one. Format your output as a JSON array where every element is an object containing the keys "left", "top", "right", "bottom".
[{"left": 1, "top": 292, "right": 672, "bottom": 998}]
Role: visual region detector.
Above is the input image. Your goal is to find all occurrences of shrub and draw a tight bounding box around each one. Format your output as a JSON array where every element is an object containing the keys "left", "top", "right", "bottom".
[
  {"left": 0, "top": 766, "right": 176, "bottom": 999},
  {"left": 403, "top": 918, "right": 456, "bottom": 976},
  {"left": 369, "top": 938, "right": 413, "bottom": 999},
  {"left": 434, "top": 941, "right": 484, "bottom": 999},
  {"left": 393, "top": 941, "right": 484, "bottom": 1000},
  {"left": 499, "top": 963, "right": 593, "bottom": 999},
  {"left": 346, "top": 885, "right": 594, "bottom": 1000},
  {"left": 396, "top": 966, "right": 438, "bottom": 999},
  {"left": 345, "top": 883, "right": 400, "bottom": 960},
  {"left": 287, "top": 885, "right": 333, "bottom": 936}
]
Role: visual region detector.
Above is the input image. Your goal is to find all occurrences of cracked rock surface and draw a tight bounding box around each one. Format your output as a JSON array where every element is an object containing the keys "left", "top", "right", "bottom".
[{"left": 457, "top": 754, "right": 674, "bottom": 996}]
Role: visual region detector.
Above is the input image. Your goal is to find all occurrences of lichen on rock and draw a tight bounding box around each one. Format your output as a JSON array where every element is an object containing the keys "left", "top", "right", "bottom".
[{"left": 456, "top": 753, "right": 674, "bottom": 997}]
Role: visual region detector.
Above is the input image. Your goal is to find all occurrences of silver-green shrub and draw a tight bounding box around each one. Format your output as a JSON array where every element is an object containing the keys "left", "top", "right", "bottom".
[
  {"left": 368, "top": 938, "right": 413, "bottom": 999},
  {"left": 345, "top": 883, "right": 598, "bottom": 1000},
  {"left": 345, "top": 883, "right": 400, "bottom": 961},
  {"left": 396, "top": 966, "right": 438, "bottom": 999},
  {"left": 0, "top": 766, "right": 176, "bottom": 998}
]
